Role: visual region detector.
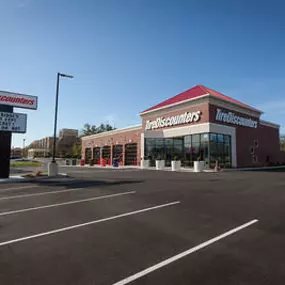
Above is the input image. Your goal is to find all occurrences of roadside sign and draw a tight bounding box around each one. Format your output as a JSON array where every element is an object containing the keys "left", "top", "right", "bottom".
[
  {"left": 0, "top": 111, "right": 27, "bottom": 133},
  {"left": 0, "top": 91, "right": 38, "bottom": 110}
]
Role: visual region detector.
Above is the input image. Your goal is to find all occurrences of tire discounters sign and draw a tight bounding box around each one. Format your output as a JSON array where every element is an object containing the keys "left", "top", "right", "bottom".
[
  {"left": 0, "top": 91, "right": 38, "bottom": 110},
  {"left": 145, "top": 111, "right": 201, "bottom": 130},
  {"left": 0, "top": 111, "right": 27, "bottom": 133},
  {"left": 215, "top": 108, "right": 258, "bottom": 128}
]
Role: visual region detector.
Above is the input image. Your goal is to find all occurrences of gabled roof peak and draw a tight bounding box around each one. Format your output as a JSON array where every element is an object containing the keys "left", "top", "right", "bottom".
[{"left": 141, "top": 85, "right": 261, "bottom": 114}]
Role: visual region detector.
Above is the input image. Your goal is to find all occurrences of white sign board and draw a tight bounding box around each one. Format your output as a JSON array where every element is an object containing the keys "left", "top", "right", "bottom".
[
  {"left": 0, "top": 91, "right": 38, "bottom": 110},
  {"left": 0, "top": 111, "right": 27, "bottom": 133},
  {"left": 216, "top": 108, "right": 258, "bottom": 128},
  {"left": 145, "top": 111, "right": 201, "bottom": 130}
]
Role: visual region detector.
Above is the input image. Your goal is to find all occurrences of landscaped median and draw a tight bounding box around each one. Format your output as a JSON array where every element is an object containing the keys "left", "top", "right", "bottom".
[{"left": 10, "top": 161, "right": 42, "bottom": 167}]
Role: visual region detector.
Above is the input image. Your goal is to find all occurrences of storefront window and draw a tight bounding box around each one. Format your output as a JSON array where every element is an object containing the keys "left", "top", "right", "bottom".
[
  {"left": 200, "top": 134, "right": 209, "bottom": 165},
  {"left": 145, "top": 132, "right": 231, "bottom": 169},
  {"left": 217, "top": 134, "right": 224, "bottom": 143},
  {"left": 164, "top": 138, "right": 173, "bottom": 166},
  {"left": 201, "top": 133, "right": 209, "bottom": 142},
  {"left": 184, "top": 135, "right": 192, "bottom": 167},
  {"left": 145, "top": 138, "right": 156, "bottom": 166},
  {"left": 210, "top": 133, "right": 217, "bottom": 142},
  {"left": 173, "top": 137, "right": 183, "bottom": 160},
  {"left": 191, "top": 134, "right": 200, "bottom": 162},
  {"left": 155, "top": 139, "right": 165, "bottom": 160},
  {"left": 192, "top": 134, "right": 200, "bottom": 144},
  {"left": 209, "top": 133, "right": 231, "bottom": 168}
]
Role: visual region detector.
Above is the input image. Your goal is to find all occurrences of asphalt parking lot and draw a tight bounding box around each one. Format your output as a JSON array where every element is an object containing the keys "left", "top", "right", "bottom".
[{"left": 0, "top": 167, "right": 285, "bottom": 284}]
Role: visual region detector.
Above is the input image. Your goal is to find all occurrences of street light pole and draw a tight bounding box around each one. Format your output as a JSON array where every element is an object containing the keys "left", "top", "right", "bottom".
[
  {"left": 49, "top": 72, "right": 73, "bottom": 176},
  {"left": 52, "top": 73, "right": 60, "bottom": 163}
]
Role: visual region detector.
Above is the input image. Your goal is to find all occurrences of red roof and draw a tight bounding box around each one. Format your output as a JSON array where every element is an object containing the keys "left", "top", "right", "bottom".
[{"left": 141, "top": 85, "right": 260, "bottom": 114}]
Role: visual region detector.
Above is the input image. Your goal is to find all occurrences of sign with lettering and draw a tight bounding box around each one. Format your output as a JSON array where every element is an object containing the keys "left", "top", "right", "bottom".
[
  {"left": 0, "top": 111, "right": 27, "bottom": 133},
  {"left": 0, "top": 91, "right": 37, "bottom": 110},
  {"left": 216, "top": 108, "right": 258, "bottom": 128},
  {"left": 145, "top": 111, "right": 201, "bottom": 130}
]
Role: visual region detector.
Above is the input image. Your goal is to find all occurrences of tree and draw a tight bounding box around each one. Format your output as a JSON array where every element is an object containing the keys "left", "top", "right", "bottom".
[
  {"left": 81, "top": 123, "right": 116, "bottom": 136},
  {"left": 72, "top": 143, "right": 82, "bottom": 158}
]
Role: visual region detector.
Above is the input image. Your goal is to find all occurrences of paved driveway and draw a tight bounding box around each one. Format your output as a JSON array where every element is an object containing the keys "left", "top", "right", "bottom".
[{"left": 0, "top": 168, "right": 285, "bottom": 284}]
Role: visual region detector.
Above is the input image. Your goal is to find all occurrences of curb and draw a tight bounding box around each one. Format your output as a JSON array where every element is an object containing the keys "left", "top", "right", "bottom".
[
  {"left": 0, "top": 173, "right": 69, "bottom": 183},
  {"left": 222, "top": 165, "right": 285, "bottom": 172}
]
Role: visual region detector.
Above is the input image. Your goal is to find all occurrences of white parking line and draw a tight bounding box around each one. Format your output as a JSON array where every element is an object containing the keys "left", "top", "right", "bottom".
[
  {"left": 112, "top": 219, "right": 259, "bottom": 285},
  {"left": 0, "top": 201, "right": 180, "bottom": 247},
  {"left": 0, "top": 191, "right": 136, "bottom": 216},
  {"left": 0, "top": 185, "right": 40, "bottom": 192},
  {"left": 0, "top": 188, "right": 86, "bottom": 201}
]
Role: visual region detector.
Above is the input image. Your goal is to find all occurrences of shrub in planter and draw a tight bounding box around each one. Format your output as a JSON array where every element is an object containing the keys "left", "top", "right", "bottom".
[
  {"left": 171, "top": 156, "right": 181, "bottom": 171},
  {"left": 155, "top": 156, "right": 165, "bottom": 170},
  {"left": 194, "top": 156, "right": 205, "bottom": 172},
  {"left": 141, "top": 156, "right": 149, "bottom": 168}
]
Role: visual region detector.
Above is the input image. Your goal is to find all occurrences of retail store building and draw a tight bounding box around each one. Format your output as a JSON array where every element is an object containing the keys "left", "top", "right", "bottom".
[{"left": 82, "top": 85, "right": 284, "bottom": 168}]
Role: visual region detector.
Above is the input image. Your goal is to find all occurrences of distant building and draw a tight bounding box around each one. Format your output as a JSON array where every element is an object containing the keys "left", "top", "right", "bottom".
[
  {"left": 28, "top": 148, "right": 50, "bottom": 158},
  {"left": 11, "top": 147, "right": 22, "bottom": 158},
  {"left": 27, "top": 129, "right": 78, "bottom": 158},
  {"left": 29, "top": 136, "right": 54, "bottom": 151},
  {"left": 57, "top": 129, "right": 79, "bottom": 157}
]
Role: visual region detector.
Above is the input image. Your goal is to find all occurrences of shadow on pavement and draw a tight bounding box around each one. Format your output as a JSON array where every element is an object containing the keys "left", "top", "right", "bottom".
[{"left": 13, "top": 178, "right": 144, "bottom": 189}]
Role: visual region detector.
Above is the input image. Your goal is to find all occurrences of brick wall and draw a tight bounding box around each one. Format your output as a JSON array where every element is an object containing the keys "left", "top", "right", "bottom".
[
  {"left": 209, "top": 103, "right": 282, "bottom": 167},
  {"left": 82, "top": 103, "right": 283, "bottom": 168},
  {"left": 82, "top": 127, "right": 142, "bottom": 165}
]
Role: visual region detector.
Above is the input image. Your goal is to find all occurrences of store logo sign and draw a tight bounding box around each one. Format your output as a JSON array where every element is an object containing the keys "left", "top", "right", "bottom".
[
  {"left": 145, "top": 111, "right": 201, "bottom": 130},
  {"left": 216, "top": 109, "right": 258, "bottom": 128},
  {"left": 0, "top": 91, "right": 38, "bottom": 110}
]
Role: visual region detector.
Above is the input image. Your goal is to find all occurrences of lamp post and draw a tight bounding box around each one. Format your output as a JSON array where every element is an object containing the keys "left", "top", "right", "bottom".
[{"left": 48, "top": 72, "right": 73, "bottom": 176}]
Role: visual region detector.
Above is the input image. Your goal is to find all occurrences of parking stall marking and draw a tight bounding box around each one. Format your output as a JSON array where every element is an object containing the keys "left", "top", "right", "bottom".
[
  {"left": 0, "top": 201, "right": 180, "bottom": 247},
  {"left": 113, "top": 219, "right": 259, "bottom": 285},
  {"left": 0, "top": 187, "right": 87, "bottom": 201},
  {"left": 0, "top": 191, "right": 136, "bottom": 217},
  {"left": 0, "top": 185, "right": 40, "bottom": 193}
]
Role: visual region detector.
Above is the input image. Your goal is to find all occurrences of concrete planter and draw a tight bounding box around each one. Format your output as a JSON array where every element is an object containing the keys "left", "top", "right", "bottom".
[
  {"left": 155, "top": 160, "right": 165, "bottom": 170},
  {"left": 48, "top": 162, "right": 58, "bottom": 177},
  {"left": 171, "top": 161, "right": 181, "bottom": 171},
  {"left": 194, "top": 161, "right": 205, "bottom": 172},
  {"left": 141, "top": 159, "right": 149, "bottom": 169}
]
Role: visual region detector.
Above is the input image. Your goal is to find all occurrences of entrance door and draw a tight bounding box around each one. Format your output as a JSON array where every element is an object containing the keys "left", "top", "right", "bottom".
[
  {"left": 92, "top": 147, "right": 100, "bottom": 164},
  {"left": 125, "top": 143, "right": 137, "bottom": 165}
]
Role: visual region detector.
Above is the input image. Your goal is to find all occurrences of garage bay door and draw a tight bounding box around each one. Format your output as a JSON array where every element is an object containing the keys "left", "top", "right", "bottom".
[{"left": 125, "top": 143, "right": 137, "bottom": 165}]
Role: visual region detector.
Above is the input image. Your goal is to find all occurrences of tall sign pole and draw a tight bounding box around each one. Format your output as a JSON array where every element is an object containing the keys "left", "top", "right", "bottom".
[
  {"left": 0, "top": 91, "right": 38, "bottom": 179},
  {"left": 0, "top": 105, "right": 13, "bottom": 178}
]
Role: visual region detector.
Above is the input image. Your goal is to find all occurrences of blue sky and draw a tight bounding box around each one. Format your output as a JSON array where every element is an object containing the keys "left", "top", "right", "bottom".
[{"left": 1, "top": 0, "right": 285, "bottom": 147}]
